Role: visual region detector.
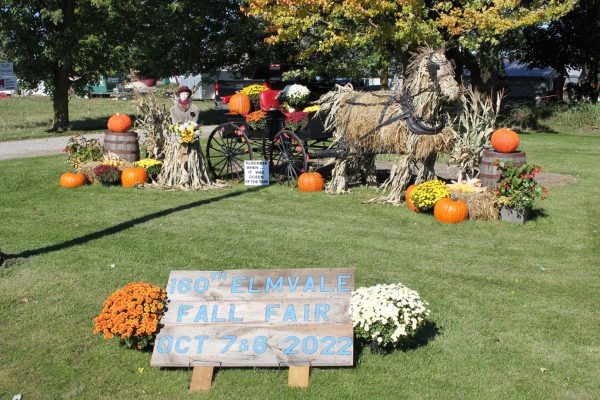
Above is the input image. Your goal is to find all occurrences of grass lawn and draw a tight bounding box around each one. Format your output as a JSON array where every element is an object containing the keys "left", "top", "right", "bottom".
[
  {"left": 0, "top": 127, "right": 599, "bottom": 399},
  {"left": 0, "top": 96, "right": 224, "bottom": 141}
]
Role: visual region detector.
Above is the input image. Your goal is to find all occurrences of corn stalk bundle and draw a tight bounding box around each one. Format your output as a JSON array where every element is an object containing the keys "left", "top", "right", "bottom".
[{"left": 134, "top": 93, "right": 171, "bottom": 159}]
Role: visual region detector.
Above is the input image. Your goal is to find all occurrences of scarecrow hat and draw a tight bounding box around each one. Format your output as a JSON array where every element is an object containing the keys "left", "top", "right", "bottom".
[{"left": 176, "top": 86, "right": 192, "bottom": 95}]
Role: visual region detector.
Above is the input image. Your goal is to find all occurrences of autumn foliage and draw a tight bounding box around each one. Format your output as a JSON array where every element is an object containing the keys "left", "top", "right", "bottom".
[{"left": 93, "top": 282, "right": 166, "bottom": 350}]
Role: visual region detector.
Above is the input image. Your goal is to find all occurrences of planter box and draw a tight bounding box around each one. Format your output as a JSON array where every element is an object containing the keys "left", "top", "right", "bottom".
[{"left": 500, "top": 206, "right": 531, "bottom": 224}]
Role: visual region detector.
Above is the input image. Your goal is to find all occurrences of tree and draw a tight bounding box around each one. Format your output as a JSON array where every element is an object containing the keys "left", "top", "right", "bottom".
[
  {"left": 515, "top": 0, "right": 600, "bottom": 84},
  {"left": 245, "top": 0, "right": 576, "bottom": 91},
  {"left": 245, "top": 0, "right": 441, "bottom": 88},
  {"left": 0, "top": 1, "right": 135, "bottom": 131}
]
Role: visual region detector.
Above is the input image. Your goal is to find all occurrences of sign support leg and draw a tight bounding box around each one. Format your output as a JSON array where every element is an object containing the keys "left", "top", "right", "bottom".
[
  {"left": 190, "top": 366, "right": 214, "bottom": 391},
  {"left": 288, "top": 365, "right": 310, "bottom": 388}
]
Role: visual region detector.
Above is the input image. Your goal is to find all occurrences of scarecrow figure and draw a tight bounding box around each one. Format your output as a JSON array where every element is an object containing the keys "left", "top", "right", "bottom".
[{"left": 170, "top": 86, "right": 199, "bottom": 124}]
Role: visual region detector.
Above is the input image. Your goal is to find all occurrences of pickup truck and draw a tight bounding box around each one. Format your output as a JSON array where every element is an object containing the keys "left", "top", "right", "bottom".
[{"left": 214, "top": 64, "right": 349, "bottom": 107}]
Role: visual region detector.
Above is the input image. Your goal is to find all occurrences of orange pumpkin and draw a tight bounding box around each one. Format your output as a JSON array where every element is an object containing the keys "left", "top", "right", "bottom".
[
  {"left": 405, "top": 184, "right": 419, "bottom": 212},
  {"left": 434, "top": 198, "right": 468, "bottom": 224},
  {"left": 60, "top": 172, "right": 86, "bottom": 188},
  {"left": 121, "top": 167, "right": 148, "bottom": 187},
  {"left": 298, "top": 172, "right": 324, "bottom": 192},
  {"left": 107, "top": 113, "right": 132, "bottom": 133},
  {"left": 491, "top": 128, "right": 519, "bottom": 153},
  {"left": 229, "top": 93, "right": 252, "bottom": 115}
]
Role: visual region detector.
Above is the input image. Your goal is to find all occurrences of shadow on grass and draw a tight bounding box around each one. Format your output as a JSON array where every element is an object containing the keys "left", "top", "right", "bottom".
[
  {"left": 353, "top": 321, "right": 440, "bottom": 360},
  {"left": 528, "top": 208, "right": 548, "bottom": 221},
  {"left": 5, "top": 187, "right": 262, "bottom": 261}
]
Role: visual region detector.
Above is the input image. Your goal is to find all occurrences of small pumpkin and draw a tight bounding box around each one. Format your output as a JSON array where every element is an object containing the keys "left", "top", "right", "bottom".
[
  {"left": 434, "top": 198, "right": 468, "bottom": 224},
  {"left": 491, "top": 128, "right": 519, "bottom": 153},
  {"left": 60, "top": 172, "right": 86, "bottom": 188},
  {"left": 298, "top": 172, "right": 324, "bottom": 192},
  {"left": 405, "top": 184, "right": 419, "bottom": 212},
  {"left": 121, "top": 167, "right": 148, "bottom": 187},
  {"left": 229, "top": 93, "right": 252, "bottom": 115},
  {"left": 107, "top": 113, "right": 132, "bottom": 133}
]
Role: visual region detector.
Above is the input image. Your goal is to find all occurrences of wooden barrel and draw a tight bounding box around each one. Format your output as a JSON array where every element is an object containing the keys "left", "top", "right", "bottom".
[
  {"left": 103, "top": 131, "right": 140, "bottom": 162},
  {"left": 480, "top": 150, "right": 527, "bottom": 188}
]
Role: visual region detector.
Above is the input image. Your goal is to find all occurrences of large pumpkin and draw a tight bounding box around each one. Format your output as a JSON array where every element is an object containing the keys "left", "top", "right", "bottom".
[
  {"left": 229, "top": 93, "right": 252, "bottom": 115},
  {"left": 121, "top": 167, "right": 148, "bottom": 187},
  {"left": 107, "top": 113, "right": 132, "bottom": 133},
  {"left": 491, "top": 128, "right": 519, "bottom": 153},
  {"left": 434, "top": 198, "right": 468, "bottom": 224},
  {"left": 298, "top": 172, "right": 324, "bottom": 192},
  {"left": 405, "top": 184, "right": 419, "bottom": 212},
  {"left": 60, "top": 172, "right": 86, "bottom": 188}
]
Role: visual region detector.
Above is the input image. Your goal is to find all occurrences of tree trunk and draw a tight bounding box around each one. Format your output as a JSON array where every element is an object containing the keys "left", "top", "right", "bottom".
[
  {"left": 51, "top": 65, "right": 70, "bottom": 132},
  {"left": 380, "top": 68, "right": 389, "bottom": 90},
  {"left": 50, "top": 0, "right": 75, "bottom": 132}
]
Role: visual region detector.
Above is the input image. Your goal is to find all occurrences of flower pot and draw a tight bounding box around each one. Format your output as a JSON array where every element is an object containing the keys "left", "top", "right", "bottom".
[{"left": 500, "top": 206, "right": 531, "bottom": 224}]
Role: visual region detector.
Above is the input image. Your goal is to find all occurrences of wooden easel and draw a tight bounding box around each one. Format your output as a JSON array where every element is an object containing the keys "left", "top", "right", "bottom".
[{"left": 189, "top": 365, "right": 311, "bottom": 391}]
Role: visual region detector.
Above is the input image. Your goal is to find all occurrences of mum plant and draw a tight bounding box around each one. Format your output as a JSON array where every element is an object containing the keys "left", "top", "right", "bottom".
[
  {"left": 278, "top": 84, "right": 311, "bottom": 109},
  {"left": 241, "top": 84, "right": 269, "bottom": 108},
  {"left": 93, "top": 164, "right": 121, "bottom": 185},
  {"left": 93, "top": 282, "right": 167, "bottom": 350},
  {"left": 64, "top": 133, "right": 103, "bottom": 169},
  {"left": 495, "top": 160, "right": 547, "bottom": 208},
  {"left": 246, "top": 110, "right": 268, "bottom": 130},
  {"left": 135, "top": 158, "right": 163, "bottom": 179},
  {"left": 284, "top": 111, "right": 309, "bottom": 132},
  {"left": 350, "top": 283, "right": 430, "bottom": 348},
  {"left": 410, "top": 179, "right": 450, "bottom": 211}
]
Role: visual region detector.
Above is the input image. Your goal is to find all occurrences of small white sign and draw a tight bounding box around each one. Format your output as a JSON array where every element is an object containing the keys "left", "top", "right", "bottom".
[
  {"left": 0, "top": 63, "right": 13, "bottom": 75},
  {"left": 244, "top": 160, "right": 269, "bottom": 186},
  {"left": 0, "top": 76, "right": 17, "bottom": 91}
]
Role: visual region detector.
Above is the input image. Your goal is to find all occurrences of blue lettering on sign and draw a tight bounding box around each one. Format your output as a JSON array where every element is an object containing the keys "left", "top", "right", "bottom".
[
  {"left": 194, "top": 277, "right": 209, "bottom": 293},
  {"left": 302, "top": 336, "right": 318, "bottom": 354},
  {"left": 248, "top": 277, "right": 262, "bottom": 293},
  {"left": 157, "top": 336, "right": 173, "bottom": 353},
  {"left": 175, "top": 336, "right": 191, "bottom": 354},
  {"left": 176, "top": 304, "right": 193, "bottom": 323},
  {"left": 265, "top": 276, "right": 283, "bottom": 292},
  {"left": 282, "top": 304, "right": 297, "bottom": 322},
  {"left": 210, "top": 304, "right": 226, "bottom": 322},
  {"left": 229, "top": 304, "right": 243, "bottom": 322},
  {"left": 264, "top": 304, "right": 280, "bottom": 322},
  {"left": 337, "top": 275, "right": 351, "bottom": 292},
  {"left": 220, "top": 335, "right": 237, "bottom": 353},
  {"left": 194, "top": 305, "right": 208, "bottom": 322},
  {"left": 303, "top": 276, "right": 316, "bottom": 292},
  {"left": 303, "top": 304, "right": 310, "bottom": 321},
  {"left": 287, "top": 276, "right": 300, "bottom": 292},
  {"left": 319, "top": 276, "right": 334, "bottom": 292},
  {"left": 315, "top": 303, "right": 330, "bottom": 321},
  {"left": 231, "top": 276, "right": 246, "bottom": 293},
  {"left": 194, "top": 335, "right": 209, "bottom": 354}
]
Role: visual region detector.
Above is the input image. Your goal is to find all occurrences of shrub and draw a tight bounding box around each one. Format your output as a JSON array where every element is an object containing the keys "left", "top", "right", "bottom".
[
  {"left": 410, "top": 180, "right": 450, "bottom": 211},
  {"left": 93, "top": 164, "right": 121, "bottom": 185},
  {"left": 64, "top": 133, "right": 103, "bottom": 169}
]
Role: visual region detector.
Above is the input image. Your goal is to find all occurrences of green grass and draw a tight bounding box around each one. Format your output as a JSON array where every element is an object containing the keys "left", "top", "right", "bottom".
[
  {"left": 0, "top": 97, "right": 224, "bottom": 141},
  {"left": 0, "top": 130, "right": 599, "bottom": 399}
]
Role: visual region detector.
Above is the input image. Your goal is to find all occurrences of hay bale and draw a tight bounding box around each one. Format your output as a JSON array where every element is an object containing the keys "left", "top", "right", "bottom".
[
  {"left": 78, "top": 161, "right": 102, "bottom": 184},
  {"left": 335, "top": 91, "right": 452, "bottom": 160},
  {"left": 451, "top": 189, "right": 499, "bottom": 221}
]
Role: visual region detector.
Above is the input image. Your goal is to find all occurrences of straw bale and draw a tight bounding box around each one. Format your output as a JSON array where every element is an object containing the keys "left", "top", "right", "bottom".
[{"left": 451, "top": 189, "right": 499, "bottom": 221}]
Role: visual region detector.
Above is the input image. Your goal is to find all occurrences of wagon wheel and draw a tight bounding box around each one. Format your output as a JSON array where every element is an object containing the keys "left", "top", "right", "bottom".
[
  {"left": 206, "top": 122, "right": 253, "bottom": 181},
  {"left": 270, "top": 130, "right": 307, "bottom": 185}
]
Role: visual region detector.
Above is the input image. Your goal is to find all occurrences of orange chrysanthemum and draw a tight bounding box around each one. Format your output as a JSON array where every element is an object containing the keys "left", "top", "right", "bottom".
[{"left": 93, "top": 282, "right": 166, "bottom": 350}]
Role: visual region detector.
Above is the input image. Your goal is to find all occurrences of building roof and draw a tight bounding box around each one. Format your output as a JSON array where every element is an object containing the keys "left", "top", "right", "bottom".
[{"left": 503, "top": 61, "right": 557, "bottom": 78}]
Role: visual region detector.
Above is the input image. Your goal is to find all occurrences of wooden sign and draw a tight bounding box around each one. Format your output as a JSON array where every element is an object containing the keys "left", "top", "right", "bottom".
[
  {"left": 0, "top": 63, "right": 13, "bottom": 75},
  {"left": 0, "top": 76, "right": 17, "bottom": 91},
  {"left": 151, "top": 268, "right": 354, "bottom": 368}
]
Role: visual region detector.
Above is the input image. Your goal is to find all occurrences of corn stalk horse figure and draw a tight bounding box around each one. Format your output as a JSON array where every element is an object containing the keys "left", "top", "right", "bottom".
[{"left": 318, "top": 47, "right": 460, "bottom": 204}]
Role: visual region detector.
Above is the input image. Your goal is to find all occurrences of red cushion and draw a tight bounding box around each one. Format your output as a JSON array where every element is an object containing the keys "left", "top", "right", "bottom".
[{"left": 259, "top": 90, "right": 281, "bottom": 111}]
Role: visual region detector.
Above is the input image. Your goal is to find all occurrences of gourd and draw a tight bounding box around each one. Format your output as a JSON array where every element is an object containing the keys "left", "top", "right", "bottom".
[
  {"left": 107, "top": 113, "right": 132, "bottom": 133},
  {"left": 491, "top": 128, "right": 519, "bottom": 153},
  {"left": 229, "top": 93, "right": 252, "bottom": 115},
  {"left": 60, "top": 172, "right": 86, "bottom": 188},
  {"left": 121, "top": 167, "right": 148, "bottom": 187},
  {"left": 298, "top": 172, "right": 324, "bottom": 192},
  {"left": 434, "top": 198, "right": 468, "bottom": 224}
]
